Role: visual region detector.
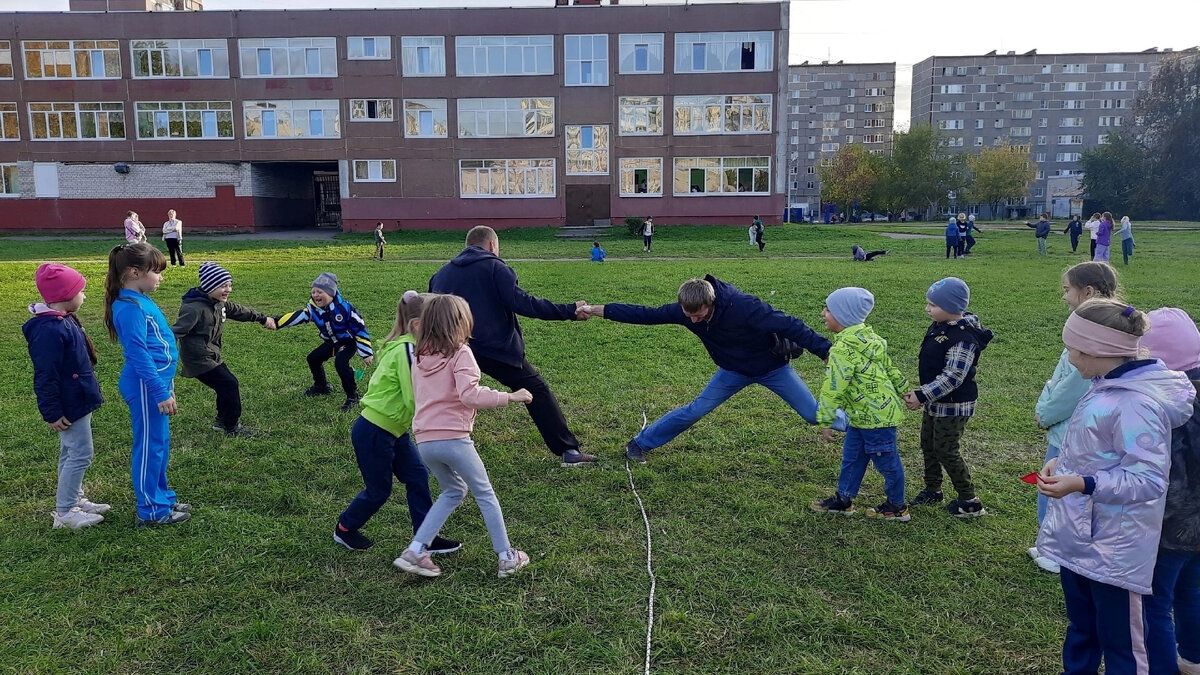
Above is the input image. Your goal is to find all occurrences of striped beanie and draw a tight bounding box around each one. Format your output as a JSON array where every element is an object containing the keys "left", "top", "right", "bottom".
[{"left": 198, "top": 262, "right": 233, "bottom": 293}]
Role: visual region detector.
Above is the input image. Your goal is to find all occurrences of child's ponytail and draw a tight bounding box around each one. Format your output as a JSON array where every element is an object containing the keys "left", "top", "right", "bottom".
[
  {"left": 103, "top": 243, "right": 168, "bottom": 340},
  {"left": 383, "top": 290, "right": 431, "bottom": 343}
]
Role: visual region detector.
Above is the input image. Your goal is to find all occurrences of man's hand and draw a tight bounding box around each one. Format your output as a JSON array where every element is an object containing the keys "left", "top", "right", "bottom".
[
  {"left": 903, "top": 391, "right": 922, "bottom": 410},
  {"left": 263, "top": 317, "right": 277, "bottom": 330},
  {"left": 578, "top": 304, "right": 605, "bottom": 319},
  {"left": 574, "top": 300, "right": 590, "bottom": 321},
  {"left": 48, "top": 416, "right": 72, "bottom": 432},
  {"left": 821, "top": 428, "right": 836, "bottom": 443},
  {"left": 158, "top": 396, "right": 178, "bottom": 416}
]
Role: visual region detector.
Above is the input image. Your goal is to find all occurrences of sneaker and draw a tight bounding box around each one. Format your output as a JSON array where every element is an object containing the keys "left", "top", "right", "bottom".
[
  {"left": 304, "top": 384, "right": 333, "bottom": 397},
  {"left": 561, "top": 448, "right": 598, "bottom": 468},
  {"left": 172, "top": 502, "right": 192, "bottom": 513},
  {"left": 909, "top": 490, "right": 944, "bottom": 506},
  {"left": 1180, "top": 656, "right": 1200, "bottom": 675},
  {"left": 810, "top": 494, "right": 856, "bottom": 516},
  {"left": 334, "top": 525, "right": 373, "bottom": 551},
  {"left": 624, "top": 439, "right": 648, "bottom": 465},
  {"left": 394, "top": 549, "right": 441, "bottom": 577},
  {"left": 497, "top": 549, "right": 531, "bottom": 578},
  {"left": 1028, "top": 547, "right": 1060, "bottom": 574},
  {"left": 946, "top": 497, "right": 985, "bottom": 518},
  {"left": 52, "top": 508, "right": 104, "bottom": 530},
  {"left": 427, "top": 536, "right": 462, "bottom": 554},
  {"left": 867, "top": 501, "right": 911, "bottom": 522},
  {"left": 340, "top": 396, "right": 361, "bottom": 412},
  {"left": 75, "top": 498, "right": 111, "bottom": 515},
  {"left": 135, "top": 510, "right": 190, "bottom": 528}
]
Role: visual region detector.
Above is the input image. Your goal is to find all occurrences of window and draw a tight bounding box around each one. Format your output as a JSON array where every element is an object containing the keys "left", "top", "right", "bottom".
[
  {"left": 994, "top": 119, "right": 1005, "bottom": 128},
  {"left": 1011, "top": 109, "right": 1033, "bottom": 119},
  {"left": 1102, "top": 81, "right": 1128, "bottom": 91},
  {"left": 862, "top": 134, "right": 885, "bottom": 144},
  {"left": 1041, "top": 65, "right": 1051, "bottom": 74},
  {"left": 1098, "top": 116, "right": 1124, "bottom": 127},
  {"left": 0, "top": 41, "right": 11, "bottom": 79},
  {"left": 565, "top": 125, "right": 609, "bottom": 175},
  {"left": 937, "top": 119, "right": 964, "bottom": 130},
  {"left": 348, "top": 37, "right": 391, "bottom": 60},
  {"left": 1, "top": 103, "right": 17, "bottom": 140},
  {"left": 135, "top": 101, "right": 233, "bottom": 139},
  {"left": 938, "top": 84, "right": 963, "bottom": 94},
  {"left": 1098, "top": 134, "right": 1110, "bottom": 145},
  {"left": 131, "top": 39, "right": 229, "bottom": 78},
  {"left": 823, "top": 81, "right": 842, "bottom": 89},
  {"left": 843, "top": 119, "right": 855, "bottom": 129},
  {"left": 619, "top": 157, "right": 662, "bottom": 196},
  {"left": 565, "top": 34, "right": 608, "bottom": 86},
  {"left": 457, "top": 98, "right": 554, "bottom": 138},
  {"left": 403, "top": 99, "right": 447, "bottom": 138},
  {"left": 28, "top": 102, "right": 125, "bottom": 139},
  {"left": 821, "top": 96, "right": 840, "bottom": 105},
  {"left": 1059, "top": 117, "right": 1084, "bottom": 127},
  {"left": 939, "top": 101, "right": 965, "bottom": 112},
  {"left": 863, "top": 103, "right": 888, "bottom": 113},
  {"left": 1055, "top": 152, "right": 1082, "bottom": 162},
  {"left": 349, "top": 98, "right": 394, "bottom": 122},
  {"left": 674, "top": 32, "right": 773, "bottom": 73},
  {"left": 863, "top": 88, "right": 887, "bottom": 97},
  {"left": 1014, "top": 74, "right": 1035, "bottom": 84},
  {"left": 400, "top": 37, "right": 446, "bottom": 76},
  {"left": 1057, "top": 135, "right": 1084, "bottom": 145},
  {"left": 1062, "top": 64, "right": 1087, "bottom": 73},
  {"left": 618, "top": 96, "right": 663, "bottom": 136},
  {"left": 673, "top": 156, "right": 769, "bottom": 194},
  {"left": 618, "top": 33, "right": 663, "bottom": 74},
  {"left": 459, "top": 158, "right": 555, "bottom": 197},
  {"left": 1010, "top": 126, "right": 1031, "bottom": 137},
  {"left": 975, "top": 119, "right": 985, "bottom": 129},
  {"left": 352, "top": 159, "right": 396, "bottom": 182},
  {"left": 844, "top": 104, "right": 856, "bottom": 113},
  {"left": 1014, "top": 92, "right": 1034, "bottom": 101},
  {"left": 0, "top": 163, "right": 16, "bottom": 195},
  {"left": 998, "top": 65, "right": 1008, "bottom": 75},
  {"left": 1037, "top": 135, "right": 1047, "bottom": 145},
  {"left": 243, "top": 99, "right": 340, "bottom": 138},
  {"left": 974, "top": 136, "right": 984, "bottom": 147},
  {"left": 1064, "top": 82, "right": 1086, "bottom": 92},
  {"left": 1038, "top": 117, "right": 1048, "bottom": 127},
  {"left": 673, "top": 94, "right": 771, "bottom": 135},
  {"left": 1034, "top": 153, "right": 1046, "bottom": 162},
  {"left": 23, "top": 40, "right": 121, "bottom": 79},
  {"left": 455, "top": 35, "right": 553, "bottom": 76},
  {"left": 238, "top": 38, "right": 336, "bottom": 77},
  {"left": 1062, "top": 100, "right": 1085, "bottom": 110}
]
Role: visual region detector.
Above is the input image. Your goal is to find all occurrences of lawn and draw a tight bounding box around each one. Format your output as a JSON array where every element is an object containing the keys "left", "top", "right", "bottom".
[{"left": 0, "top": 223, "right": 1196, "bottom": 673}]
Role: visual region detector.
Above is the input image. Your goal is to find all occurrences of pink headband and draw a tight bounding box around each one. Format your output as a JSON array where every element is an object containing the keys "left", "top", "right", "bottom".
[{"left": 1062, "top": 312, "right": 1141, "bottom": 358}]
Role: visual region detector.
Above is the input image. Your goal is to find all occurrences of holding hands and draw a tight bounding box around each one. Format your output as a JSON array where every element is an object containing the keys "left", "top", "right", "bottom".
[
  {"left": 576, "top": 304, "right": 605, "bottom": 319},
  {"left": 902, "top": 391, "right": 922, "bottom": 410},
  {"left": 509, "top": 388, "right": 534, "bottom": 404},
  {"left": 262, "top": 317, "right": 277, "bottom": 330}
]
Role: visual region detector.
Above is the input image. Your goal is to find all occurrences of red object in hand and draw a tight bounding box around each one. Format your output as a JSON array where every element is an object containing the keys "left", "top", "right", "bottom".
[{"left": 1021, "top": 471, "right": 1040, "bottom": 485}]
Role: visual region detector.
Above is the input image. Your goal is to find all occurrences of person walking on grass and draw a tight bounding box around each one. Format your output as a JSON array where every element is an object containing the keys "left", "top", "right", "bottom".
[
  {"left": 964, "top": 214, "right": 982, "bottom": 254},
  {"left": 373, "top": 222, "right": 386, "bottom": 260},
  {"left": 944, "top": 217, "right": 960, "bottom": 259},
  {"left": 642, "top": 216, "right": 654, "bottom": 252},
  {"left": 394, "top": 294, "right": 532, "bottom": 579},
  {"left": 1027, "top": 213, "right": 1051, "bottom": 256},
  {"left": 753, "top": 215, "right": 765, "bottom": 252},
  {"left": 24, "top": 263, "right": 110, "bottom": 530},
  {"left": 955, "top": 213, "right": 969, "bottom": 257},
  {"left": 1118, "top": 216, "right": 1135, "bottom": 265},
  {"left": 1094, "top": 211, "right": 1114, "bottom": 262},
  {"left": 1064, "top": 215, "right": 1084, "bottom": 253},
  {"left": 162, "top": 210, "right": 184, "bottom": 267}
]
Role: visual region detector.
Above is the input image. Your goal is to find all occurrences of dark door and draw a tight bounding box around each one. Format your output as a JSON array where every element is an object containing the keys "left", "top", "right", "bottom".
[
  {"left": 565, "top": 184, "right": 610, "bottom": 226},
  {"left": 313, "top": 171, "right": 341, "bottom": 228}
]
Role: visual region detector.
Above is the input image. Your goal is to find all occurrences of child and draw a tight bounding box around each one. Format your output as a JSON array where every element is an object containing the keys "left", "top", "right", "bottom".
[
  {"left": 374, "top": 222, "right": 386, "bottom": 260},
  {"left": 904, "top": 277, "right": 993, "bottom": 517},
  {"left": 1085, "top": 212, "right": 1101, "bottom": 259},
  {"left": 1118, "top": 216, "right": 1135, "bottom": 265},
  {"left": 851, "top": 245, "right": 888, "bottom": 262},
  {"left": 944, "top": 218, "right": 959, "bottom": 259},
  {"left": 1030, "top": 261, "right": 1121, "bottom": 573},
  {"left": 334, "top": 291, "right": 460, "bottom": 556},
  {"left": 1064, "top": 215, "right": 1084, "bottom": 253},
  {"left": 172, "top": 262, "right": 275, "bottom": 437},
  {"left": 162, "top": 209, "right": 184, "bottom": 267},
  {"left": 1036, "top": 300, "right": 1195, "bottom": 674},
  {"left": 810, "top": 287, "right": 910, "bottom": 521},
  {"left": 103, "top": 243, "right": 189, "bottom": 527},
  {"left": 276, "top": 273, "right": 374, "bottom": 412},
  {"left": 1094, "top": 211, "right": 1114, "bottom": 262},
  {"left": 955, "top": 213, "right": 969, "bottom": 257},
  {"left": 590, "top": 240, "right": 606, "bottom": 262},
  {"left": 1026, "top": 214, "right": 1051, "bottom": 256},
  {"left": 394, "top": 294, "right": 531, "bottom": 579},
  {"left": 1138, "top": 308, "right": 1200, "bottom": 674},
  {"left": 964, "top": 214, "right": 982, "bottom": 254},
  {"left": 642, "top": 216, "right": 654, "bottom": 252},
  {"left": 24, "top": 264, "right": 110, "bottom": 529},
  {"left": 752, "top": 215, "right": 764, "bottom": 252}
]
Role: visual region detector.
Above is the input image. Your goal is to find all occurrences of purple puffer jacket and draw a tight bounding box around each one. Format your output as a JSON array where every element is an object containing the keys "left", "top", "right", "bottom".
[{"left": 1036, "top": 361, "right": 1196, "bottom": 594}]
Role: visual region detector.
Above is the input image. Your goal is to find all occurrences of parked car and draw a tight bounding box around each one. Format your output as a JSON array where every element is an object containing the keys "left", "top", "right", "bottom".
[{"left": 861, "top": 212, "right": 890, "bottom": 222}]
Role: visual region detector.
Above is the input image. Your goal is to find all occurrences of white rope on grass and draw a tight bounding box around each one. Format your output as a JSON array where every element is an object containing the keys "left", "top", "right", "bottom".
[{"left": 626, "top": 411, "right": 657, "bottom": 675}]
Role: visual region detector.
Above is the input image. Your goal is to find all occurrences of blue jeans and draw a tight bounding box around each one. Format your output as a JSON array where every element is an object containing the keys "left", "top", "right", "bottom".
[
  {"left": 836, "top": 426, "right": 905, "bottom": 505},
  {"left": 1121, "top": 238, "right": 1134, "bottom": 265},
  {"left": 635, "top": 365, "right": 820, "bottom": 450},
  {"left": 338, "top": 416, "right": 433, "bottom": 534},
  {"left": 1036, "top": 444, "right": 1061, "bottom": 524},
  {"left": 1146, "top": 548, "right": 1200, "bottom": 670}
]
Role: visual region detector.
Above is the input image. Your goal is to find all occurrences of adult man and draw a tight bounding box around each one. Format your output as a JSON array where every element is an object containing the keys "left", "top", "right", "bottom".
[{"left": 429, "top": 226, "right": 597, "bottom": 467}]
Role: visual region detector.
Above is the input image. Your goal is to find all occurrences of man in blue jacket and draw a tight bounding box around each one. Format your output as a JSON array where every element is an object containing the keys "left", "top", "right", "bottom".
[
  {"left": 430, "top": 226, "right": 597, "bottom": 467},
  {"left": 581, "top": 276, "right": 842, "bottom": 464}
]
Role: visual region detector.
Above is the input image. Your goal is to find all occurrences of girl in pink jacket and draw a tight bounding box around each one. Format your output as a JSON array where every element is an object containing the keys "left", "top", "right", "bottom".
[{"left": 394, "top": 294, "right": 533, "bottom": 579}]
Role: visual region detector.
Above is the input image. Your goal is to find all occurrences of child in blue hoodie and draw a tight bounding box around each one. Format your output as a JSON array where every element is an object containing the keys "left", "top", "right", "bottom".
[
  {"left": 944, "top": 218, "right": 960, "bottom": 259},
  {"left": 590, "top": 241, "right": 606, "bottom": 262}
]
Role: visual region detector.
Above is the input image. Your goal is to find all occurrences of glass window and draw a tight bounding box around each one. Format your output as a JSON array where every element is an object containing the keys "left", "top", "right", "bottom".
[
  {"left": 0, "top": 41, "right": 11, "bottom": 79},
  {"left": 243, "top": 99, "right": 339, "bottom": 138},
  {"left": 565, "top": 34, "right": 608, "bottom": 86},
  {"left": 673, "top": 94, "right": 771, "bottom": 135},
  {"left": 459, "top": 158, "right": 555, "bottom": 198},
  {"left": 28, "top": 101, "right": 125, "bottom": 139},
  {"left": 23, "top": 40, "right": 121, "bottom": 79},
  {"left": 619, "top": 157, "right": 662, "bottom": 196},
  {"left": 618, "top": 96, "right": 663, "bottom": 136},
  {"left": 1, "top": 102, "right": 18, "bottom": 140},
  {"left": 457, "top": 97, "right": 554, "bottom": 138},
  {"left": 401, "top": 37, "right": 445, "bottom": 76},
  {"left": 617, "top": 33, "right": 663, "bottom": 74},
  {"left": 349, "top": 98, "right": 394, "bottom": 122},
  {"left": 565, "top": 124, "right": 608, "bottom": 175},
  {"left": 675, "top": 32, "right": 772, "bottom": 73},
  {"left": 673, "top": 157, "right": 769, "bottom": 195},
  {"left": 239, "top": 38, "right": 337, "bottom": 78},
  {"left": 455, "top": 35, "right": 553, "bottom": 76},
  {"left": 352, "top": 159, "right": 397, "bottom": 182},
  {"left": 348, "top": 37, "right": 391, "bottom": 60},
  {"left": 403, "top": 99, "right": 448, "bottom": 138},
  {"left": 134, "top": 101, "right": 233, "bottom": 140},
  {"left": 1, "top": 163, "right": 18, "bottom": 195}
]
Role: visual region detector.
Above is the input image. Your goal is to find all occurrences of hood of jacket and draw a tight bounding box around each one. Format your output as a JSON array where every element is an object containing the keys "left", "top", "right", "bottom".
[
  {"left": 182, "top": 287, "right": 215, "bottom": 305},
  {"left": 948, "top": 313, "right": 995, "bottom": 350},
  {"left": 28, "top": 302, "right": 65, "bottom": 316},
  {"left": 449, "top": 245, "right": 499, "bottom": 268},
  {"left": 1093, "top": 361, "right": 1195, "bottom": 429},
  {"left": 415, "top": 349, "right": 455, "bottom": 377}
]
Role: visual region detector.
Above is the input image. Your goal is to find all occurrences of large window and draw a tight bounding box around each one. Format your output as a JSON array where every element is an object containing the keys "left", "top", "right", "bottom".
[
  {"left": 131, "top": 39, "right": 229, "bottom": 78},
  {"left": 238, "top": 38, "right": 336, "bottom": 78},
  {"left": 1, "top": 163, "right": 17, "bottom": 196},
  {"left": 29, "top": 102, "right": 125, "bottom": 140},
  {"left": 348, "top": 37, "right": 391, "bottom": 61},
  {"left": 617, "top": 34, "right": 663, "bottom": 74},
  {"left": 674, "top": 32, "right": 772, "bottom": 73},
  {"left": 403, "top": 99, "right": 448, "bottom": 138},
  {"left": 673, "top": 95, "right": 771, "bottom": 135},
  {"left": 23, "top": 40, "right": 121, "bottom": 79},
  {"left": 349, "top": 98, "right": 393, "bottom": 122},
  {"left": 565, "top": 125, "right": 608, "bottom": 175},
  {"left": 619, "top": 157, "right": 662, "bottom": 196},
  {"left": 401, "top": 37, "right": 445, "bottom": 76},
  {"left": 618, "top": 96, "right": 663, "bottom": 136},
  {"left": 455, "top": 35, "right": 553, "bottom": 76},
  {"left": 459, "top": 159, "right": 555, "bottom": 198},
  {"left": 1, "top": 103, "right": 17, "bottom": 140},
  {"left": 564, "top": 34, "right": 608, "bottom": 86},
  {"left": 243, "top": 100, "right": 340, "bottom": 138},
  {"left": 352, "top": 159, "right": 396, "bottom": 182},
  {"left": 457, "top": 98, "right": 554, "bottom": 138},
  {"left": 673, "top": 157, "right": 769, "bottom": 195},
  {"left": 0, "top": 41, "right": 12, "bottom": 79},
  {"left": 136, "top": 101, "right": 233, "bottom": 139}
]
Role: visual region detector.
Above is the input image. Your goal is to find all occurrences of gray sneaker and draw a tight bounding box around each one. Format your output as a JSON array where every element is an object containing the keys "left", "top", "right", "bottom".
[
  {"left": 560, "top": 449, "right": 598, "bottom": 467},
  {"left": 135, "top": 510, "right": 190, "bottom": 528},
  {"left": 498, "top": 549, "right": 530, "bottom": 578}
]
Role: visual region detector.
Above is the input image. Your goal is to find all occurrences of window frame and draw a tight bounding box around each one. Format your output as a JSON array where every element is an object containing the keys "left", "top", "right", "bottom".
[
  {"left": 28, "top": 101, "right": 126, "bottom": 140},
  {"left": 617, "top": 95, "right": 663, "bottom": 136},
  {"left": 400, "top": 36, "right": 446, "bottom": 77},
  {"left": 402, "top": 99, "right": 448, "bottom": 138},
  {"left": 352, "top": 159, "right": 397, "bottom": 183},
  {"left": 242, "top": 99, "right": 341, "bottom": 139},
  {"left": 673, "top": 32, "right": 773, "bottom": 73},
  {"left": 565, "top": 124, "right": 609, "bottom": 175},
  {"left": 134, "top": 101, "right": 234, "bottom": 140},
  {"left": 454, "top": 35, "right": 554, "bottom": 77},
  {"left": 672, "top": 156, "right": 770, "bottom": 196},
  {"left": 130, "top": 39, "right": 230, "bottom": 79},
  {"left": 456, "top": 97, "right": 555, "bottom": 138},
  {"left": 238, "top": 38, "right": 337, "bottom": 78},
  {"left": 347, "top": 37, "right": 392, "bottom": 61},
  {"left": 672, "top": 94, "right": 772, "bottom": 136},
  {"left": 564, "top": 34, "right": 609, "bottom": 87},
  {"left": 0, "top": 162, "right": 18, "bottom": 196},
  {"left": 0, "top": 40, "right": 14, "bottom": 80},
  {"left": 619, "top": 157, "right": 663, "bottom": 197},
  {"left": 22, "top": 40, "right": 122, "bottom": 80},
  {"left": 0, "top": 102, "right": 18, "bottom": 140},
  {"left": 458, "top": 158, "right": 556, "bottom": 198},
  {"left": 348, "top": 98, "right": 394, "bottom": 122},
  {"left": 617, "top": 33, "right": 664, "bottom": 75}
]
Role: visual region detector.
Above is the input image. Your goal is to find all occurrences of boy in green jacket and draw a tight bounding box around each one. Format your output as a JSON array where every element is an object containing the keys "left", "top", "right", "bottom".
[{"left": 810, "top": 287, "right": 911, "bottom": 521}]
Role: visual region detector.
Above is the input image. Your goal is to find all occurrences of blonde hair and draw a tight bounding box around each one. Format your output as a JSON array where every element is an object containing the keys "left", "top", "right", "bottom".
[
  {"left": 1074, "top": 298, "right": 1151, "bottom": 339},
  {"left": 1064, "top": 261, "right": 1121, "bottom": 300},
  {"left": 383, "top": 290, "right": 433, "bottom": 343},
  {"left": 415, "top": 294, "right": 474, "bottom": 358},
  {"left": 677, "top": 278, "right": 715, "bottom": 313}
]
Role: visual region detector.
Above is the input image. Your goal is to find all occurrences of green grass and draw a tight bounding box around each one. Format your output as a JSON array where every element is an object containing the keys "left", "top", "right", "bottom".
[{"left": 1, "top": 224, "right": 1196, "bottom": 673}]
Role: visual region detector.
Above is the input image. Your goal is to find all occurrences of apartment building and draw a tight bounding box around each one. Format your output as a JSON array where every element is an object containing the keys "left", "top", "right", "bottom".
[{"left": 0, "top": 0, "right": 789, "bottom": 231}]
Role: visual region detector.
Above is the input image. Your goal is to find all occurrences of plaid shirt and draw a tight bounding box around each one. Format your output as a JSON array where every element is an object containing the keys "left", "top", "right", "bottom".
[{"left": 918, "top": 341, "right": 979, "bottom": 417}]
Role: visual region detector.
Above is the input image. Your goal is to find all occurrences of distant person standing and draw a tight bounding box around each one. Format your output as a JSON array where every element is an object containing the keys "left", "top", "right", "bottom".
[
  {"left": 1118, "top": 216, "right": 1135, "bottom": 265},
  {"left": 642, "top": 216, "right": 654, "bottom": 253},
  {"left": 944, "top": 218, "right": 960, "bottom": 259},
  {"left": 1093, "top": 211, "right": 1114, "bottom": 262},
  {"left": 373, "top": 222, "right": 387, "bottom": 260},
  {"left": 753, "top": 215, "right": 765, "bottom": 252},
  {"left": 123, "top": 211, "right": 146, "bottom": 245},
  {"left": 1064, "top": 215, "right": 1084, "bottom": 253},
  {"left": 1027, "top": 214, "right": 1051, "bottom": 256},
  {"left": 162, "top": 210, "right": 184, "bottom": 267},
  {"left": 955, "top": 213, "right": 969, "bottom": 257},
  {"left": 1084, "top": 212, "right": 1101, "bottom": 259}
]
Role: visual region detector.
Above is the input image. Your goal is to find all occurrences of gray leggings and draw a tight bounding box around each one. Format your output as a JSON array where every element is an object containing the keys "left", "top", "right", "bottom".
[
  {"left": 414, "top": 437, "right": 511, "bottom": 554},
  {"left": 57, "top": 413, "right": 95, "bottom": 511}
]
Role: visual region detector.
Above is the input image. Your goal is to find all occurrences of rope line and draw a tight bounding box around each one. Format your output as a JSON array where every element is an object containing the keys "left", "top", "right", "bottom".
[{"left": 626, "top": 411, "right": 656, "bottom": 675}]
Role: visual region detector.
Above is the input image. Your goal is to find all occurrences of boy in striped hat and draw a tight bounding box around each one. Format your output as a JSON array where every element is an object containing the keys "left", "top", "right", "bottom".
[{"left": 172, "top": 262, "right": 276, "bottom": 437}]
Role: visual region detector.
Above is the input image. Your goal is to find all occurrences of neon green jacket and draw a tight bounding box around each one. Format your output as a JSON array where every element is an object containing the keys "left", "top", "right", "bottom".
[
  {"left": 817, "top": 323, "right": 908, "bottom": 429},
  {"left": 359, "top": 334, "right": 416, "bottom": 437}
]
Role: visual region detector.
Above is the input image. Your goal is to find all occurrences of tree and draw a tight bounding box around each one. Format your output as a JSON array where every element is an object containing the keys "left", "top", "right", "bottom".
[
  {"left": 880, "top": 125, "right": 965, "bottom": 218},
  {"left": 965, "top": 142, "right": 1037, "bottom": 218},
  {"left": 818, "top": 144, "right": 883, "bottom": 218},
  {"left": 1079, "top": 132, "right": 1153, "bottom": 217},
  {"left": 1136, "top": 53, "right": 1200, "bottom": 219}
]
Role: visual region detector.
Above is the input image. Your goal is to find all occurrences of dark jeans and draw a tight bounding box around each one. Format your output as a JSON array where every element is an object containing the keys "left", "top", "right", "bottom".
[
  {"left": 919, "top": 412, "right": 975, "bottom": 500},
  {"left": 643, "top": 234, "right": 653, "bottom": 250},
  {"left": 956, "top": 239, "right": 966, "bottom": 257},
  {"left": 861, "top": 249, "right": 888, "bottom": 261},
  {"left": 165, "top": 238, "right": 184, "bottom": 266},
  {"left": 836, "top": 426, "right": 905, "bottom": 505},
  {"left": 1060, "top": 567, "right": 1152, "bottom": 675},
  {"left": 946, "top": 242, "right": 958, "bottom": 258},
  {"left": 755, "top": 233, "right": 765, "bottom": 252},
  {"left": 1146, "top": 548, "right": 1200, "bottom": 670},
  {"left": 338, "top": 416, "right": 432, "bottom": 534},
  {"left": 965, "top": 234, "right": 976, "bottom": 253},
  {"left": 1069, "top": 232, "right": 1080, "bottom": 252},
  {"left": 196, "top": 363, "right": 242, "bottom": 430},
  {"left": 474, "top": 352, "right": 579, "bottom": 456},
  {"left": 1121, "top": 238, "right": 1134, "bottom": 265},
  {"left": 308, "top": 339, "right": 358, "bottom": 397}
]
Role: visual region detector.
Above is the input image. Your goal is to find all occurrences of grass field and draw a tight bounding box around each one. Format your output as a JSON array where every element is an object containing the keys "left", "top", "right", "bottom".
[{"left": 1, "top": 223, "right": 1196, "bottom": 673}]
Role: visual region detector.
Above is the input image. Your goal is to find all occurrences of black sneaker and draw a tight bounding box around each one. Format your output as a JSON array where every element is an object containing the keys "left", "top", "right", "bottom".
[
  {"left": 946, "top": 497, "right": 986, "bottom": 518},
  {"left": 333, "top": 525, "right": 373, "bottom": 551},
  {"left": 427, "top": 536, "right": 462, "bottom": 554},
  {"left": 810, "top": 494, "right": 856, "bottom": 515},
  {"left": 909, "top": 489, "right": 944, "bottom": 506},
  {"left": 624, "top": 439, "right": 648, "bottom": 464},
  {"left": 866, "top": 501, "right": 911, "bottom": 522},
  {"left": 172, "top": 502, "right": 192, "bottom": 513},
  {"left": 305, "top": 384, "right": 334, "bottom": 397},
  {"left": 340, "top": 396, "right": 361, "bottom": 412},
  {"left": 135, "top": 511, "right": 190, "bottom": 527},
  {"left": 560, "top": 448, "right": 598, "bottom": 468}
]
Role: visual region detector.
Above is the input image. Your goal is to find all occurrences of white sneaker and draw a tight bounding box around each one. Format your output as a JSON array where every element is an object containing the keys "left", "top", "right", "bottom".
[
  {"left": 76, "top": 498, "right": 111, "bottom": 515},
  {"left": 1027, "top": 547, "right": 1061, "bottom": 573},
  {"left": 1180, "top": 656, "right": 1200, "bottom": 675},
  {"left": 52, "top": 508, "right": 104, "bottom": 530},
  {"left": 498, "top": 549, "right": 530, "bottom": 578}
]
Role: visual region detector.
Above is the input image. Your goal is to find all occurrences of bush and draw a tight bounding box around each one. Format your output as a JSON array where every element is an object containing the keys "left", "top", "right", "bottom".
[{"left": 625, "top": 216, "right": 644, "bottom": 238}]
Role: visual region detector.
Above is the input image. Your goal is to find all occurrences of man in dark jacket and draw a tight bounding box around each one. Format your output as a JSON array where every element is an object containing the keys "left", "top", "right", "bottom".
[
  {"left": 581, "top": 276, "right": 838, "bottom": 464},
  {"left": 429, "top": 226, "right": 597, "bottom": 467},
  {"left": 1027, "top": 214, "right": 1052, "bottom": 256}
]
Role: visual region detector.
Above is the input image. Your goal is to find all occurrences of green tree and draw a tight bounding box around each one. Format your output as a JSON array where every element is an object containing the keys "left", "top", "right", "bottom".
[
  {"left": 818, "top": 144, "right": 882, "bottom": 218},
  {"left": 1136, "top": 53, "right": 1200, "bottom": 218},
  {"left": 1079, "top": 132, "right": 1152, "bottom": 217},
  {"left": 880, "top": 125, "right": 965, "bottom": 218},
  {"left": 965, "top": 143, "right": 1037, "bottom": 218}
]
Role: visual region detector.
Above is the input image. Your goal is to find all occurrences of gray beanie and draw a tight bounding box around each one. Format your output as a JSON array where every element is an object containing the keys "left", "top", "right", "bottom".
[
  {"left": 313, "top": 272, "right": 339, "bottom": 298},
  {"left": 926, "top": 277, "right": 970, "bottom": 315},
  {"left": 825, "top": 287, "right": 874, "bottom": 327}
]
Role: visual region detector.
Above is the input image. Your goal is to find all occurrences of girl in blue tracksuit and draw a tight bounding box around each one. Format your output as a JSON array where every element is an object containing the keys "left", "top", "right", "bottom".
[{"left": 103, "top": 243, "right": 189, "bottom": 527}]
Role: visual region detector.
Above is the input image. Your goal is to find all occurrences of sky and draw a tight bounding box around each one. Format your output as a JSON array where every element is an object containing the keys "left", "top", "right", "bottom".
[{"left": 3, "top": 0, "right": 1196, "bottom": 129}]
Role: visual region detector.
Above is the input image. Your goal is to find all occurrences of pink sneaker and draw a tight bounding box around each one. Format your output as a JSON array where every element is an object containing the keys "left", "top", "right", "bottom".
[
  {"left": 393, "top": 549, "right": 441, "bottom": 577},
  {"left": 498, "top": 549, "right": 530, "bottom": 578}
]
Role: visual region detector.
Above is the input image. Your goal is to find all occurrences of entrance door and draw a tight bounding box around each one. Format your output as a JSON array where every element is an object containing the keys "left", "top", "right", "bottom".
[
  {"left": 565, "top": 184, "right": 610, "bottom": 226},
  {"left": 313, "top": 171, "right": 341, "bottom": 228}
]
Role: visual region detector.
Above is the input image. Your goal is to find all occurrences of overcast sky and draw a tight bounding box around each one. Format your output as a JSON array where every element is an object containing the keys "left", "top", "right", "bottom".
[{"left": 4, "top": 0, "right": 1195, "bottom": 128}]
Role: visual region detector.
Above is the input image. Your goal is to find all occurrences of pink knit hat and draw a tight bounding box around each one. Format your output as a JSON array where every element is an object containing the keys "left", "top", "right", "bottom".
[
  {"left": 35, "top": 263, "right": 87, "bottom": 304},
  {"left": 1140, "top": 308, "right": 1200, "bottom": 372}
]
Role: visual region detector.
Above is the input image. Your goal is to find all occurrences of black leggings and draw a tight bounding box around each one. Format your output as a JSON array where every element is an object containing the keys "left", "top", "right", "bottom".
[
  {"left": 196, "top": 363, "right": 241, "bottom": 429},
  {"left": 308, "top": 340, "right": 358, "bottom": 397},
  {"left": 165, "top": 238, "right": 184, "bottom": 266},
  {"left": 861, "top": 249, "right": 887, "bottom": 261}
]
